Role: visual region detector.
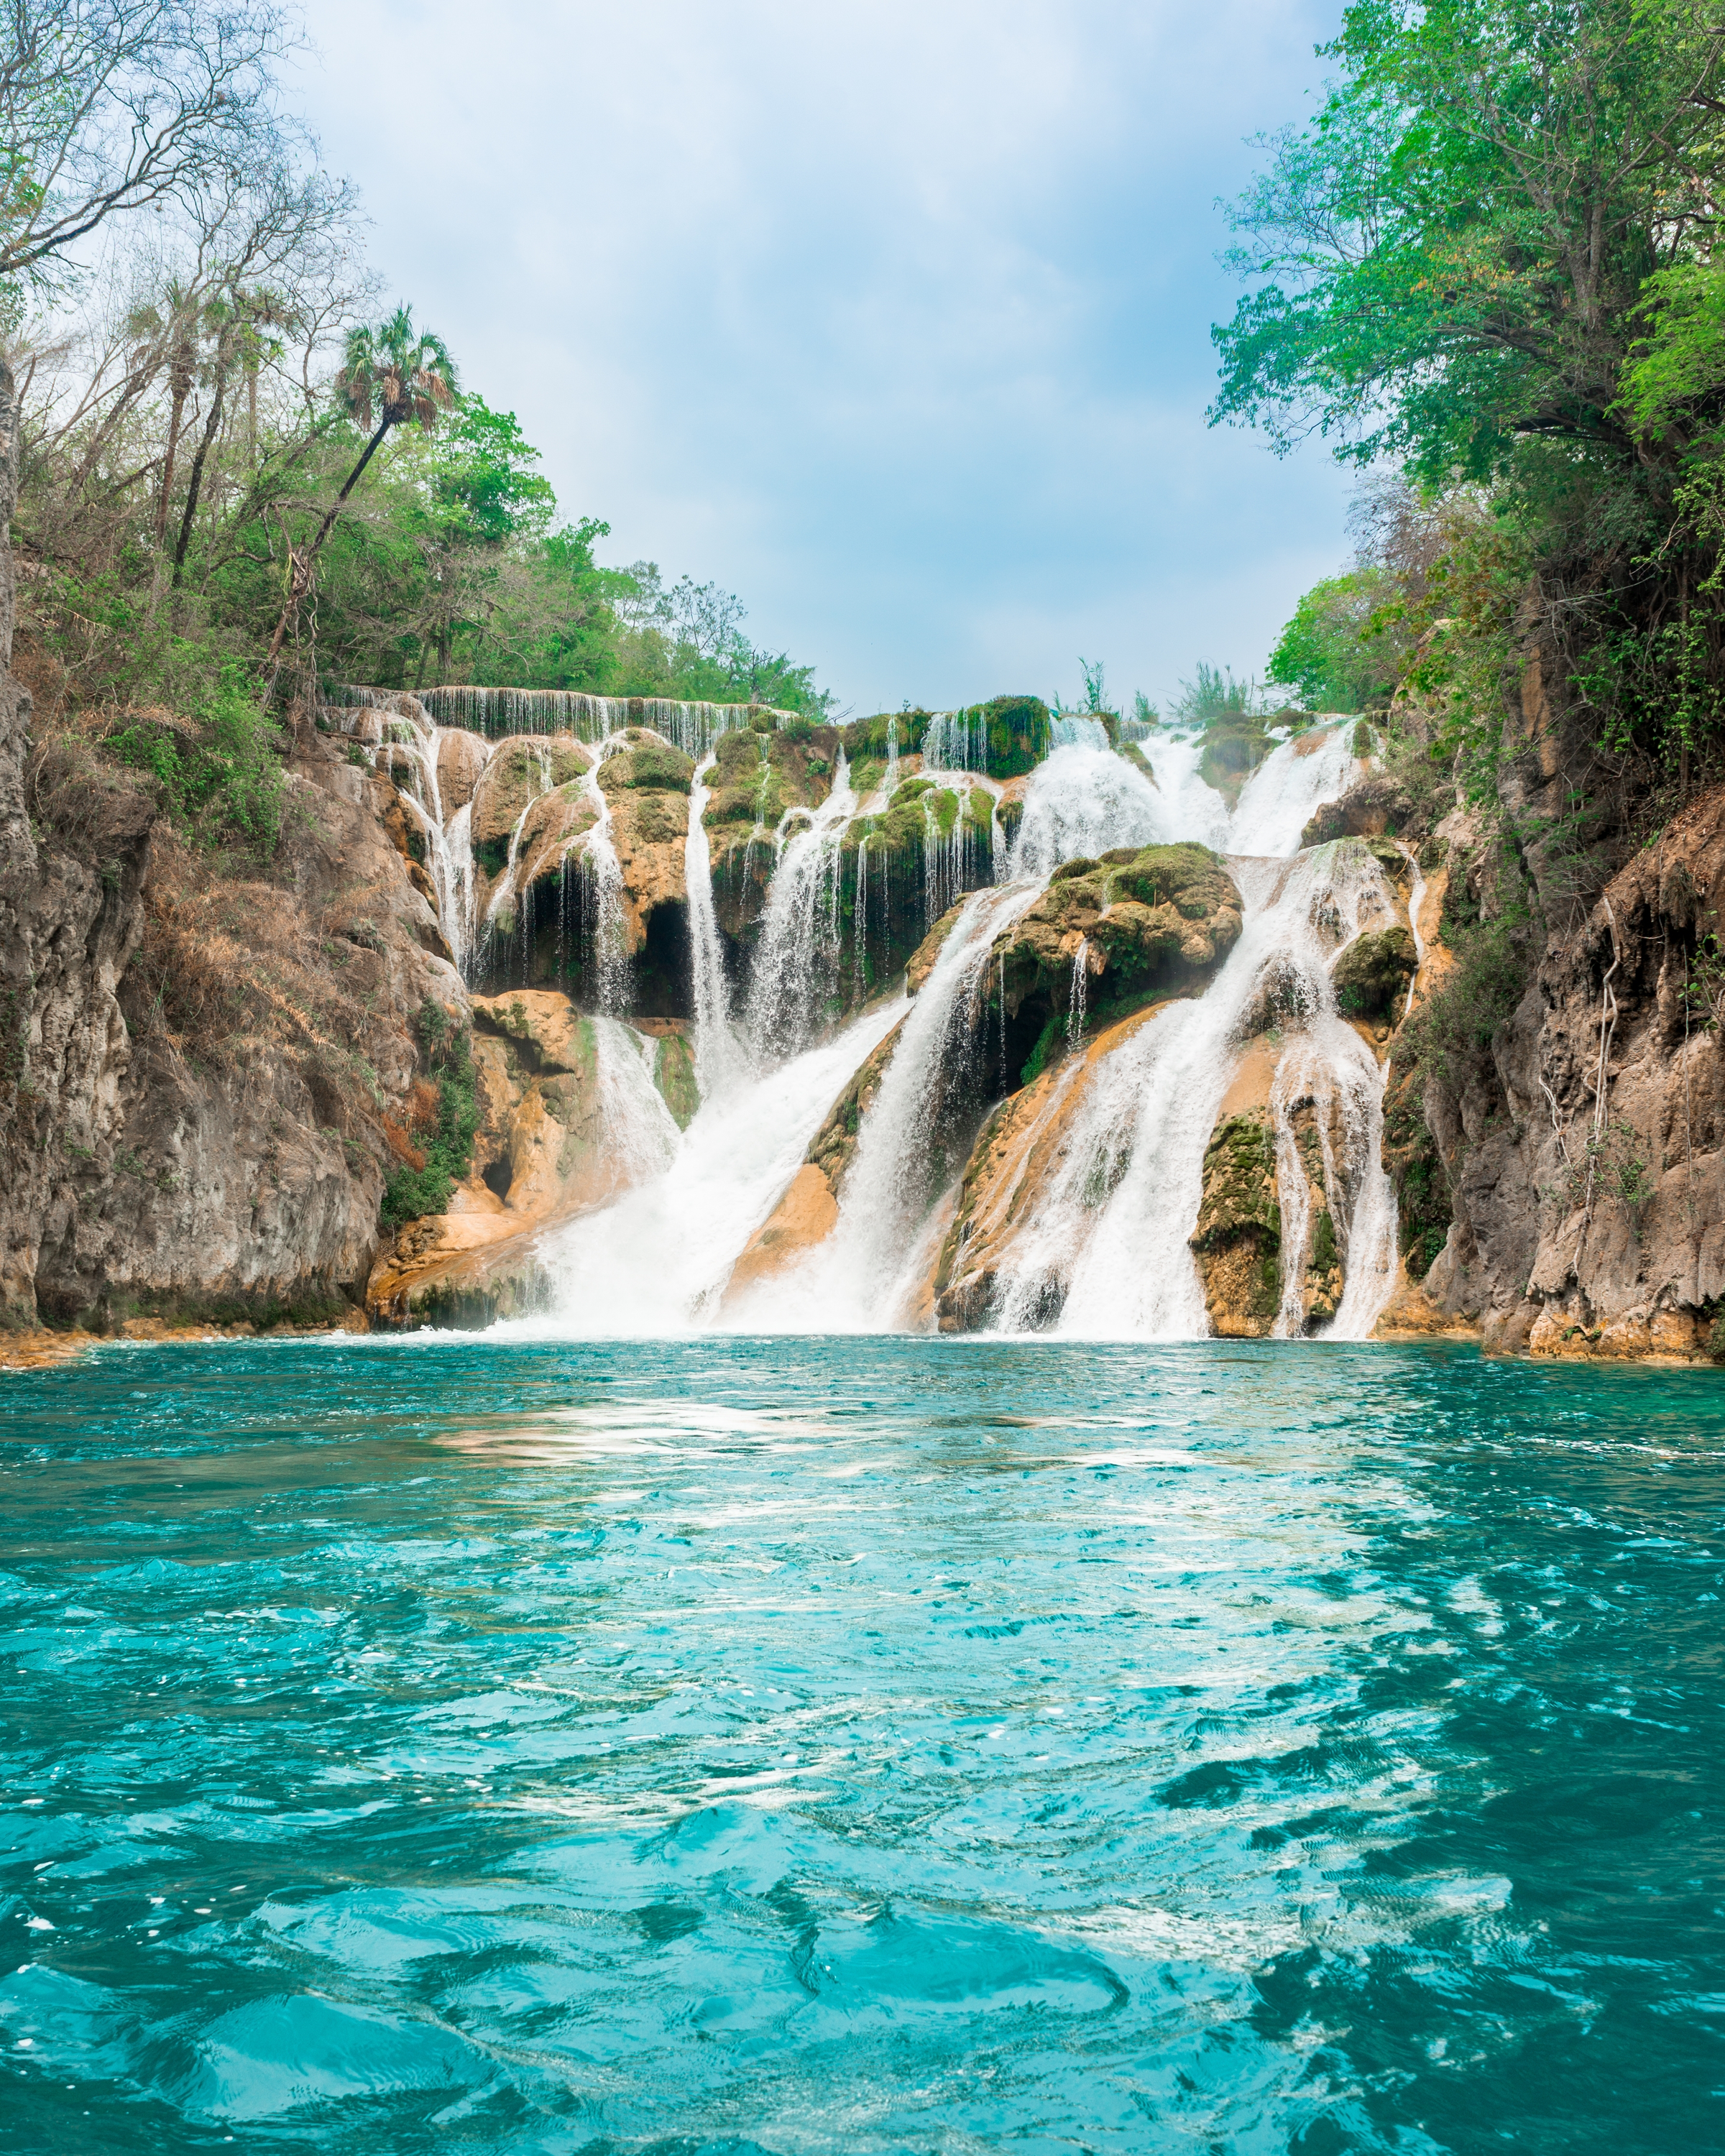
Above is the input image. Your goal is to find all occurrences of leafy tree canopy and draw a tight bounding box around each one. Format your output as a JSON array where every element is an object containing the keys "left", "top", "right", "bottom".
[{"left": 1212, "top": 1, "right": 1725, "bottom": 487}]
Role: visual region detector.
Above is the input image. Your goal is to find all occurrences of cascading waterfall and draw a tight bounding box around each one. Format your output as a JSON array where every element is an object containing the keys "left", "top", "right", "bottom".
[
  {"left": 743, "top": 749, "right": 855, "bottom": 1060},
  {"left": 1008, "top": 742, "right": 1176, "bottom": 876},
  {"left": 985, "top": 840, "right": 1399, "bottom": 1340},
  {"left": 484, "top": 707, "right": 1404, "bottom": 1347},
  {"left": 390, "top": 687, "right": 804, "bottom": 756},
  {"left": 685, "top": 753, "right": 748, "bottom": 1098},
  {"left": 574, "top": 741, "right": 630, "bottom": 1014},
  {"left": 731, "top": 880, "right": 1044, "bottom": 1331},
  {"left": 528, "top": 1000, "right": 905, "bottom": 1335},
  {"left": 349, "top": 702, "right": 489, "bottom": 975},
  {"left": 1049, "top": 714, "right": 1111, "bottom": 750},
  {"left": 922, "top": 709, "right": 986, "bottom": 771},
  {"left": 479, "top": 741, "right": 560, "bottom": 980}
]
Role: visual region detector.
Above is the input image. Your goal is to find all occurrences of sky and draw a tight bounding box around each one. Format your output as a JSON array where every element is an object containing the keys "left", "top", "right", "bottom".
[{"left": 289, "top": 0, "right": 1355, "bottom": 717}]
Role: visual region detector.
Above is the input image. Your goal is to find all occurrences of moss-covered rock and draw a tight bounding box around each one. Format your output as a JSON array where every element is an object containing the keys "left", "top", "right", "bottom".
[
  {"left": 597, "top": 729, "right": 694, "bottom": 795},
  {"left": 1331, "top": 926, "right": 1417, "bottom": 1019},
  {"left": 982, "top": 842, "right": 1243, "bottom": 1076},
  {"left": 653, "top": 1028, "right": 700, "bottom": 1128},
  {"left": 1189, "top": 1111, "right": 1282, "bottom": 1336},
  {"left": 470, "top": 735, "right": 592, "bottom": 863}
]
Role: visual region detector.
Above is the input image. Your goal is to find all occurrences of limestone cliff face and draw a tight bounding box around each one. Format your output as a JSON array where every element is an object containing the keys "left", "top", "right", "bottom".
[
  {"left": 0, "top": 710, "right": 459, "bottom": 1330},
  {"left": 1382, "top": 778, "right": 1725, "bottom": 1360},
  {"left": 367, "top": 990, "right": 695, "bottom": 1327}
]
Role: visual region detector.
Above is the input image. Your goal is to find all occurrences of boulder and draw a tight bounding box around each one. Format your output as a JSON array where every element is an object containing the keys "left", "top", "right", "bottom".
[{"left": 982, "top": 842, "right": 1243, "bottom": 1075}]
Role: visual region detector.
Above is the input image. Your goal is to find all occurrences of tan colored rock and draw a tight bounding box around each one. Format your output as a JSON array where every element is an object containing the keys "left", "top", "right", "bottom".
[
  {"left": 470, "top": 735, "right": 593, "bottom": 855},
  {"left": 367, "top": 991, "right": 676, "bottom": 1325},
  {"left": 436, "top": 727, "right": 492, "bottom": 815},
  {"left": 727, "top": 1164, "right": 840, "bottom": 1299}
]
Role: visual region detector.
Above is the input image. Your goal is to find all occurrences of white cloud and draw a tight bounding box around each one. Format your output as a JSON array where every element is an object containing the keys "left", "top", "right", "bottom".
[{"left": 290, "top": 0, "right": 1351, "bottom": 711}]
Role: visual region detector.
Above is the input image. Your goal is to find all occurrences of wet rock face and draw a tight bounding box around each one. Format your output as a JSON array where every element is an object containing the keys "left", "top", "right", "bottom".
[
  {"left": 470, "top": 735, "right": 592, "bottom": 876},
  {"left": 707, "top": 723, "right": 843, "bottom": 946},
  {"left": 1190, "top": 1113, "right": 1281, "bottom": 1335},
  {"left": 369, "top": 991, "right": 696, "bottom": 1327},
  {"left": 1332, "top": 926, "right": 1417, "bottom": 1020},
  {"left": 984, "top": 842, "right": 1243, "bottom": 1079}
]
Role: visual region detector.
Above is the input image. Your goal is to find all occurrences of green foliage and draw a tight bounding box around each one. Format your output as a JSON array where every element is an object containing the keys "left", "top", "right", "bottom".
[
  {"left": 1174, "top": 663, "right": 1264, "bottom": 723},
  {"left": 1268, "top": 570, "right": 1395, "bottom": 711},
  {"left": 380, "top": 1002, "right": 481, "bottom": 1230},
  {"left": 1212, "top": 0, "right": 1725, "bottom": 484},
  {"left": 1400, "top": 912, "right": 1532, "bottom": 1084},
  {"left": 107, "top": 665, "right": 286, "bottom": 847}
]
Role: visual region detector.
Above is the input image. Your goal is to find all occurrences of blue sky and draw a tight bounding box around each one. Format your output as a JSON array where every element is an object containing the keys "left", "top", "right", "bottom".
[{"left": 291, "top": 0, "right": 1353, "bottom": 716}]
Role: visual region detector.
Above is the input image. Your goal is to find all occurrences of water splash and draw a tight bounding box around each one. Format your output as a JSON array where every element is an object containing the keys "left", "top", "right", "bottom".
[
  {"left": 742, "top": 882, "right": 1043, "bottom": 1331},
  {"left": 744, "top": 749, "right": 856, "bottom": 1061},
  {"left": 1008, "top": 745, "right": 1174, "bottom": 877},
  {"left": 533, "top": 1002, "right": 904, "bottom": 1333}
]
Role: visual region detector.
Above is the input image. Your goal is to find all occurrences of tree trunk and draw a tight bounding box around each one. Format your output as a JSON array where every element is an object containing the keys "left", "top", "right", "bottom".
[
  {"left": 264, "top": 416, "right": 393, "bottom": 671},
  {"left": 155, "top": 380, "right": 189, "bottom": 545},
  {"left": 172, "top": 357, "right": 231, "bottom": 584}
]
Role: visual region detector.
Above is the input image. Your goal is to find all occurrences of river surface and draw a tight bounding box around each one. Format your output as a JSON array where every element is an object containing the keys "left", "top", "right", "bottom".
[{"left": 1, "top": 1337, "right": 1721, "bottom": 2154}]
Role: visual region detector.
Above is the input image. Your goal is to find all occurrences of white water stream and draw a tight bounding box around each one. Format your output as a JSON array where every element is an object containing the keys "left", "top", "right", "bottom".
[{"left": 743, "top": 747, "right": 856, "bottom": 1061}]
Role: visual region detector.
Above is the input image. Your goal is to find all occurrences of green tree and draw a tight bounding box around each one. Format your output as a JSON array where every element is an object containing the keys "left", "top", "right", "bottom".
[
  {"left": 1211, "top": 1, "right": 1725, "bottom": 485},
  {"left": 265, "top": 305, "right": 457, "bottom": 668},
  {"left": 1268, "top": 570, "right": 1396, "bottom": 710}
]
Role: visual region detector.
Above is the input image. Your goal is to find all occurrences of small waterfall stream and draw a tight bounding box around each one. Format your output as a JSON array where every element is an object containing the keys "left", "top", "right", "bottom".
[
  {"left": 686, "top": 752, "right": 748, "bottom": 1099},
  {"left": 743, "top": 748, "right": 855, "bottom": 1060},
  {"left": 730, "top": 880, "right": 1044, "bottom": 1331}
]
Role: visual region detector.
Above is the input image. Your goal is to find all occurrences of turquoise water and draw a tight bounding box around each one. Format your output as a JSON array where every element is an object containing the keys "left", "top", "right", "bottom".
[{"left": 1, "top": 1339, "right": 1721, "bottom": 2154}]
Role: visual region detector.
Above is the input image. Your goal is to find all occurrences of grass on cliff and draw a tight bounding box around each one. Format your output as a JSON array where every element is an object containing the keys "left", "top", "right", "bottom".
[{"left": 381, "top": 1002, "right": 480, "bottom": 1229}]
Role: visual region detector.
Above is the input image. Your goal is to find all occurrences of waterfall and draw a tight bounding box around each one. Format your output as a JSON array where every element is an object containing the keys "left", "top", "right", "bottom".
[
  {"left": 735, "top": 880, "right": 1043, "bottom": 1331},
  {"left": 1067, "top": 936, "right": 1090, "bottom": 1051},
  {"left": 743, "top": 748, "right": 856, "bottom": 1060},
  {"left": 397, "top": 686, "right": 1409, "bottom": 1348},
  {"left": 364, "top": 703, "right": 492, "bottom": 975},
  {"left": 1228, "top": 726, "right": 1361, "bottom": 855},
  {"left": 921, "top": 786, "right": 977, "bottom": 923},
  {"left": 983, "top": 844, "right": 1403, "bottom": 1340},
  {"left": 479, "top": 741, "right": 558, "bottom": 971},
  {"left": 1049, "top": 715, "right": 1110, "bottom": 750},
  {"left": 395, "top": 688, "right": 802, "bottom": 756},
  {"left": 592, "top": 1018, "right": 684, "bottom": 1193},
  {"left": 923, "top": 709, "right": 986, "bottom": 773},
  {"left": 686, "top": 752, "right": 748, "bottom": 1099},
  {"left": 576, "top": 742, "right": 630, "bottom": 1014},
  {"left": 528, "top": 1001, "right": 906, "bottom": 1335},
  {"left": 1008, "top": 743, "right": 1174, "bottom": 876}
]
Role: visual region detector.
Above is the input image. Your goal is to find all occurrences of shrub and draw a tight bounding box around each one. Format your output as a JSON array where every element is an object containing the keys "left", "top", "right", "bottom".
[
  {"left": 380, "top": 1002, "right": 481, "bottom": 1229},
  {"left": 107, "top": 665, "right": 287, "bottom": 848}
]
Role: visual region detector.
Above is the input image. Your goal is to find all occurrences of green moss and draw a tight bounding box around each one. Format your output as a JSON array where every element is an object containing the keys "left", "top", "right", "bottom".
[
  {"left": 1332, "top": 926, "right": 1417, "bottom": 1019},
  {"left": 653, "top": 1031, "right": 701, "bottom": 1129},
  {"left": 1019, "top": 1011, "right": 1064, "bottom": 1088},
  {"left": 381, "top": 1001, "right": 481, "bottom": 1230}
]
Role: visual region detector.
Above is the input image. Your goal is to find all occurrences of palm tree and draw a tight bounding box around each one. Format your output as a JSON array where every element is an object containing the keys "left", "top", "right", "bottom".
[{"left": 264, "top": 306, "right": 458, "bottom": 668}]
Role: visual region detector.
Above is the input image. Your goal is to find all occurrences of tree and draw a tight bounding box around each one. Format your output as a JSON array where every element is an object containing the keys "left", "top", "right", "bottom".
[
  {"left": 264, "top": 303, "right": 456, "bottom": 668},
  {"left": 1268, "top": 571, "right": 1396, "bottom": 711},
  {"left": 1210, "top": 0, "right": 1725, "bottom": 484}
]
